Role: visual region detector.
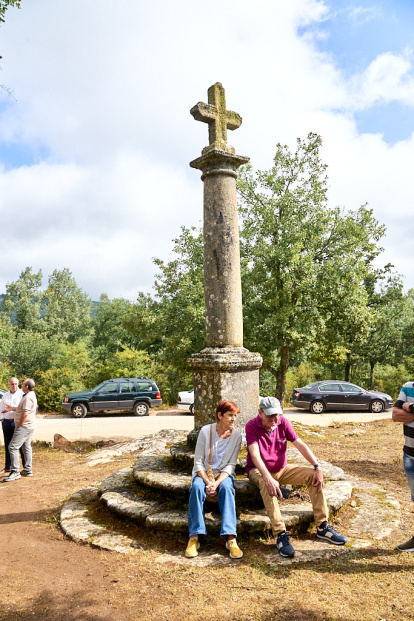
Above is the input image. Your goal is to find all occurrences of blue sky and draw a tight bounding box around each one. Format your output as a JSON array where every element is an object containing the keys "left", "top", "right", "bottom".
[
  {"left": 311, "top": 1, "right": 414, "bottom": 142},
  {"left": 0, "top": 0, "right": 413, "bottom": 299}
]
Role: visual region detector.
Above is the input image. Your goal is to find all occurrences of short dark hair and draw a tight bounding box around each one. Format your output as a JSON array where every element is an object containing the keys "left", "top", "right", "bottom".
[
  {"left": 24, "top": 378, "right": 35, "bottom": 391},
  {"left": 216, "top": 400, "right": 240, "bottom": 421}
]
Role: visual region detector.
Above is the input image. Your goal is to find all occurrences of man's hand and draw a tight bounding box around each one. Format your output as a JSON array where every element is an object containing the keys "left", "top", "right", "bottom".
[
  {"left": 311, "top": 467, "right": 324, "bottom": 492},
  {"left": 402, "top": 402, "right": 412, "bottom": 413},
  {"left": 265, "top": 475, "right": 283, "bottom": 498},
  {"left": 3, "top": 405, "right": 14, "bottom": 413}
]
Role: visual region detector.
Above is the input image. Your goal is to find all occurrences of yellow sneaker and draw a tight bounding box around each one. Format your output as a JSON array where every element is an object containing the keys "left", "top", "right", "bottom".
[
  {"left": 185, "top": 537, "right": 200, "bottom": 558},
  {"left": 226, "top": 539, "right": 243, "bottom": 559}
]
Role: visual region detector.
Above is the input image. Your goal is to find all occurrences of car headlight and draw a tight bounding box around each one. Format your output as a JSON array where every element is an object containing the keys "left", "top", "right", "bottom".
[{"left": 64, "top": 398, "right": 69, "bottom": 403}]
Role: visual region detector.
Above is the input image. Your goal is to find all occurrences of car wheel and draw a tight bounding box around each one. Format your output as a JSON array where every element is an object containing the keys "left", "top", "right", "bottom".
[
  {"left": 133, "top": 401, "right": 149, "bottom": 416},
  {"left": 189, "top": 403, "right": 194, "bottom": 415},
  {"left": 310, "top": 400, "right": 325, "bottom": 414},
  {"left": 370, "top": 399, "right": 384, "bottom": 413},
  {"left": 71, "top": 403, "right": 87, "bottom": 418}
]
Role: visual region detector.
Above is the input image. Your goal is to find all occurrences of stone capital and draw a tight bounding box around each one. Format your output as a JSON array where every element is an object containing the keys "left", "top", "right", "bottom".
[
  {"left": 190, "top": 149, "right": 249, "bottom": 179},
  {"left": 188, "top": 347, "right": 262, "bottom": 371}
]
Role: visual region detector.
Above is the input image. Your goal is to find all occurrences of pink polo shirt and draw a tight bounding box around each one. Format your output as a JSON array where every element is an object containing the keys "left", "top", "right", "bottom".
[{"left": 245, "top": 414, "right": 298, "bottom": 474}]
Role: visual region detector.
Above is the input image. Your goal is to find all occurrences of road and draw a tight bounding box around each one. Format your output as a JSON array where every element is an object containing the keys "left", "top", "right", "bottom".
[{"left": 9, "top": 407, "right": 392, "bottom": 444}]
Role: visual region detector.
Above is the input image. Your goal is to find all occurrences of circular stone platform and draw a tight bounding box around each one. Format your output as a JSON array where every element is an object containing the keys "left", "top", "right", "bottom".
[{"left": 59, "top": 431, "right": 401, "bottom": 565}]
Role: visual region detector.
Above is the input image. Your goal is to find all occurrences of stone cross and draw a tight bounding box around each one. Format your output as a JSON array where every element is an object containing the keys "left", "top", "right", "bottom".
[
  {"left": 188, "top": 83, "right": 262, "bottom": 440},
  {"left": 190, "top": 82, "right": 242, "bottom": 155}
]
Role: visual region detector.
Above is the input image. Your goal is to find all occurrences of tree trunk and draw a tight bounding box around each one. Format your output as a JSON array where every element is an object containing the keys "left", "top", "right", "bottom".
[
  {"left": 344, "top": 353, "right": 351, "bottom": 382},
  {"left": 369, "top": 359, "right": 375, "bottom": 389},
  {"left": 275, "top": 344, "right": 290, "bottom": 404}
]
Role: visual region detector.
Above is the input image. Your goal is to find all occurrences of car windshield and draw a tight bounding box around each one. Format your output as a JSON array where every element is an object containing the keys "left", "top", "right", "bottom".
[
  {"left": 302, "top": 382, "right": 321, "bottom": 389},
  {"left": 92, "top": 382, "right": 107, "bottom": 392}
]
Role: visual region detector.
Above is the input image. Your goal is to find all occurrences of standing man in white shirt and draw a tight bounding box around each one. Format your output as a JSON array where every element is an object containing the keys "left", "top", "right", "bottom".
[
  {"left": 0, "top": 377, "right": 24, "bottom": 475},
  {"left": 4, "top": 378, "right": 37, "bottom": 481}
]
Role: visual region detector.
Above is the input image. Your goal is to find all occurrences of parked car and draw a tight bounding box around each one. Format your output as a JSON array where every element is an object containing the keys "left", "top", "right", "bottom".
[
  {"left": 290, "top": 380, "right": 393, "bottom": 414},
  {"left": 62, "top": 378, "right": 162, "bottom": 418},
  {"left": 0, "top": 388, "right": 5, "bottom": 398},
  {"left": 177, "top": 388, "right": 194, "bottom": 414}
]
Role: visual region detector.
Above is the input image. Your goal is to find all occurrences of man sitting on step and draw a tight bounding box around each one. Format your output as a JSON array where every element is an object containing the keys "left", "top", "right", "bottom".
[{"left": 246, "top": 396, "right": 347, "bottom": 558}]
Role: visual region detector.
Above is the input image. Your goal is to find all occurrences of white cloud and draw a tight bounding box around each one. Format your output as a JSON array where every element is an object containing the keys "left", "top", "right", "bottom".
[
  {"left": 349, "top": 51, "right": 414, "bottom": 109},
  {"left": 349, "top": 6, "right": 380, "bottom": 26},
  {"left": 0, "top": 0, "right": 413, "bottom": 299}
]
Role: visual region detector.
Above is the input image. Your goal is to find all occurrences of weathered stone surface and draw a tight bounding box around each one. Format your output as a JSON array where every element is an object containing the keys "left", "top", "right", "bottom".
[
  {"left": 90, "top": 533, "right": 141, "bottom": 554},
  {"left": 61, "top": 468, "right": 401, "bottom": 563},
  {"left": 188, "top": 348, "right": 262, "bottom": 436},
  {"left": 86, "top": 430, "right": 188, "bottom": 466},
  {"left": 60, "top": 487, "right": 106, "bottom": 542},
  {"left": 190, "top": 82, "right": 242, "bottom": 156},
  {"left": 156, "top": 552, "right": 237, "bottom": 567},
  {"left": 347, "top": 484, "right": 400, "bottom": 539},
  {"left": 54, "top": 434, "right": 76, "bottom": 451},
  {"left": 146, "top": 510, "right": 189, "bottom": 532},
  {"left": 101, "top": 490, "right": 162, "bottom": 525},
  {"left": 189, "top": 84, "right": 262, "bottom": 440},
  {"left": 133, "top": 456, "right": 191, "bottom": 493},
  {"left": 98, "top": 467, "right": 133, "bottom": 495},
  {"left": 324, "top": 480, "right": 354, "bottom": 512}
]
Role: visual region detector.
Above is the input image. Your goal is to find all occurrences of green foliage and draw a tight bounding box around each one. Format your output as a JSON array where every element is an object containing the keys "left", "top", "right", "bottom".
[
  {"left": 88, "top": 348, "right": 154, "bottom": 387},
  {"left": 1, "top": 267, "right": 43, "bottom": 330},
  {"left": 41, "top": 268, "right": 92, "bottom": 342},
  {"left": 0, "top": 0, "right": 20, "bottom": 24},
  {"left": 122, "top": 227, "right": 205, "bottom": 403},
  {"left": 91, "top": 294, "right": 136, "bottom": 358},
  {"left": 368, "top": 363, "right": 414, "bottom": 400},
  {"left": 238, "top": 132, "right": 387, "bottom": 401},
  {"left": 35, "top": 342, "right": 92, "bottom": 411},
  {"left": 6, "top": 330, "right": 56, "bottom": 378}
]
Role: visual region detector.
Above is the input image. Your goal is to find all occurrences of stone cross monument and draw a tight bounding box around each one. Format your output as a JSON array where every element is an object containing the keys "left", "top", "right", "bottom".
[{"left": 188, "top": 82, "right": 262, "bottom": 444}]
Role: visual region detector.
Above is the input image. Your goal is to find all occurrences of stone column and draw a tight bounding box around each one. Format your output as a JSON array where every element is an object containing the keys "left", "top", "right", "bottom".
[{"left": 188, "top": 83, "right": 262, "bottom": 445}]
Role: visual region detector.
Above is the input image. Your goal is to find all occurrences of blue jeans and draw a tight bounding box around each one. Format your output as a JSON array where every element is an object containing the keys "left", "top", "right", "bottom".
[
  {"left": 9, "top": 426, "right": 34, "bottom": 473},
  {"left": 2, "top": 419, "right": 25, "bottom": 470},
  {"left": 404, "top": 454, "right": 414, "bottom": 502},
  {"left": 188, "top": 475, "right": 237, "bottom": 538}
]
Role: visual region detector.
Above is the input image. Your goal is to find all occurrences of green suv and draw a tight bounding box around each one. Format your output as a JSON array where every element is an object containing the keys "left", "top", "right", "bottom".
[{"left": 62, "top": 378, "right": 162, "bottom": 418}]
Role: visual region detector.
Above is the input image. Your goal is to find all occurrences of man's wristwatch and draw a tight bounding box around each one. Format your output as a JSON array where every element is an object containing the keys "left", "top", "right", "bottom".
[
  {"left": 409, "top": 403, "right": 414, "bottom": 413},
  {"left": 313, "top": 464, "right": 321, "bottom": 469}
]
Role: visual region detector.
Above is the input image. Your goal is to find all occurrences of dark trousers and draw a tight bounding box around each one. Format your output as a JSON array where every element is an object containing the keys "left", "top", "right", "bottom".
[{"left": 2, "top": 419, "right": 25, "bottom": 470}]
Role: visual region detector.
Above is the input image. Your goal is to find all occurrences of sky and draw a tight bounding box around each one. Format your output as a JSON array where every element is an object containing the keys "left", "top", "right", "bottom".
[{"left": 0, "top": 0, "right": 413, "bottom": 301}]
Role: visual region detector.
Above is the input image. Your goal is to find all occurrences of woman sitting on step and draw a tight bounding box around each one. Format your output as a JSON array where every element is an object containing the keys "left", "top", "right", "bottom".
[{"left": 185, "top": 399, "right": 243, "bottom": 560}]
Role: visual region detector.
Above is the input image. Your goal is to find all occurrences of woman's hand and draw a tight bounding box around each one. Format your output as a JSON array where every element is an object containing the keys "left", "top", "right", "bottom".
[{"left": 205, "top": 481, "right": 218, "bottom": 496}]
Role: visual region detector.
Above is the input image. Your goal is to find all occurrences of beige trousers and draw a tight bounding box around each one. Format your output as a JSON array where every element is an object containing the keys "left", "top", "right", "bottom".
[{"left": 248, "top": 464, "right": 329, "bottom": 535}]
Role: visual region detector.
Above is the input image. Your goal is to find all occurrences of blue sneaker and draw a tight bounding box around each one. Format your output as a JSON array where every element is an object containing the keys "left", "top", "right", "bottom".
[
  {"left": 276, "top": 531, "right": 295, "bottom": 557},
  {"left": 317, "top": 523, "right": 347, "bottom": 545}
]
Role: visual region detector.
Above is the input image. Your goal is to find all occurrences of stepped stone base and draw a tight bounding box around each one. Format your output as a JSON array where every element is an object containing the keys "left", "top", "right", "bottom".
[
  {"left": 60, "top": 477, "right": 400, "bottom": 563},
  {"left": 59, "top": 428, "right": 401, "bottom": 564}
]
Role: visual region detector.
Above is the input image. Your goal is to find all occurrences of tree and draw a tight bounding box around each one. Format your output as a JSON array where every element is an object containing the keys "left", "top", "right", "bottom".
[
  {"left": 1, "top": 267, "right": 43, "bottom": 330},
  {"left": 0, "top": 0, "right": 20, "bottom": 24},
  {"left": 1, "top": 0, "right": 21, "bottom": 93},
  {"left": 124, "top": 227, "right": 205, "bottom": 403},
  {"left": 238, "top": 133, "right": 387, "bottom": 402},
  {"left": 41, "top": 268, "right": 92, "bottom": 342},
  {"left": 125, "top": 227, "right": 205, "bottom": 368},
  {"left": 92, "top": 294, "right": 136, "bottom": 359}
]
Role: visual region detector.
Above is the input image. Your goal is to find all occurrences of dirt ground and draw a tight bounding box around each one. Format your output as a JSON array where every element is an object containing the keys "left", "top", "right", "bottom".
[{"left": 0, "top": 419, "right": 413, "bottom": 621}]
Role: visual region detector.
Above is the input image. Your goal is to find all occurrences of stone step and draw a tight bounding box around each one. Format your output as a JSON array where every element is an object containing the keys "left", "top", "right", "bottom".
[
  {"left": 60, "top": 470, "right": 400, "bottom": 561},
  {"left": 132, "top": 455, "right": 262, "bottom": 502},
  {"left": 95, "top": 467, "right": 355, "bottom": 535}
]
